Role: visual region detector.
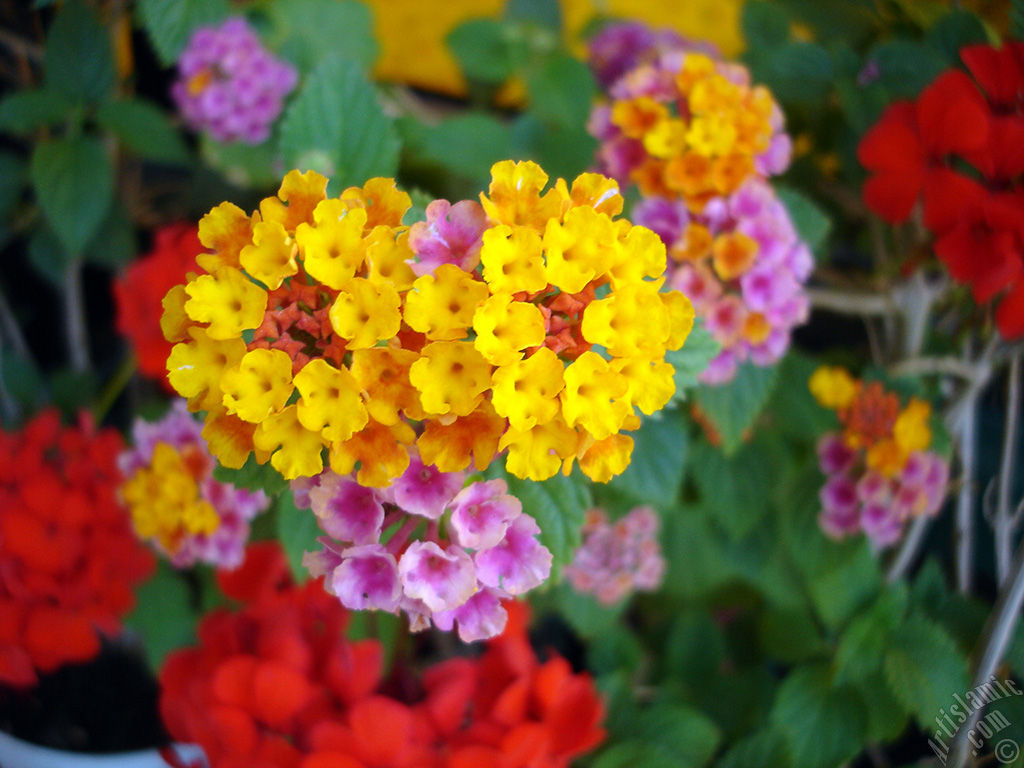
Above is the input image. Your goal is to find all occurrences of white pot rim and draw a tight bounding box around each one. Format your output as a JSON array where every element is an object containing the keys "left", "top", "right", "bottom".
[{"left": 0, "top": 729, "right": 208, "bottom": 768}]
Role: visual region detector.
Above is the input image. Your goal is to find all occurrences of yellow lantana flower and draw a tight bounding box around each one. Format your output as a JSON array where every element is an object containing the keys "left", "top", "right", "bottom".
[
  {"left": 809, "top": 366, "right": 858, "bottom": 410},
  {"left": 479, "top": 225, "right": 547, "bottom": 295},
  {"left": 294, "top": 203, "right": 367, "bottom": 290},
  {"left": 294, "top": 358, "right": 369, "bottom": 442},
  {"left": 403, "top": 264, "right": 489, "bottom": 340},
  {"left": 491, "top": 347, "right": 565, "bottom": 431},
  {"left": 221, "top": 348, "right": 295, "bottom": 423},
  {"left": 560, "top": 351, "right": 631, "bottom": 440},
  {"left": 473, "top": 294, "right": 546, "bottom": 366},
  {"left": 239, "top": 221, "right": 297, "bottom": 290},
  {"left": 409, "top": 341, "right": 492, "bottom": 417},
  {"left": 183, "top": 267, "right": 266, "bottom": 340},
  {"left": 329, "top": 278, "right": 402, "bottom": 349}
]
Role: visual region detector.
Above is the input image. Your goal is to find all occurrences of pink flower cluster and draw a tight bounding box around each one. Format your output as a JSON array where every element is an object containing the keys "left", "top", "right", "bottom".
[
  {"left": 636, "top": 177, "right": 812, "bottom": 383},
  {"left": 171, "top": 17, "right": 298, "bottom": 145},
  {"left": 587, "top": 21, "right": 715, "bottom": 91},
  {"left": 118, "top": 401, "right": 270, "bottom": 568},
  {"left": 563, "top": 506, "right": 665, "bottom": 604},
  {"left": 817, "top": 434, "right": 950, "bottom": 548},
  {"left": 296, "top": 452, "right": 552, "bottom": 642}
]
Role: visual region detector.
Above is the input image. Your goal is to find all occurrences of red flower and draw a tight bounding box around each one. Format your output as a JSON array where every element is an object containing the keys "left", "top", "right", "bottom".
[
  {"left": 113, "top": 224, "right": 202, "bottom": 385},
  {"left": 858, "top": 71, "right": 989, "bottom": 225},
  {"left": 0, "top": 410, "right": 154, "bottom": 687},
  {"left": 160, "top": 553, "right": 607, "bottom": 768}
]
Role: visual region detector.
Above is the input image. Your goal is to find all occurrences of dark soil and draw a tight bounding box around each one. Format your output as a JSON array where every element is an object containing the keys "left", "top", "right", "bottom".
[{"left": 0, "top": 643, "right": 169, "bottom": 753}]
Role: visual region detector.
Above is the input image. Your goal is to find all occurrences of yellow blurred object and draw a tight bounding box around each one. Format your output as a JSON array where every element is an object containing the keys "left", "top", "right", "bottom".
[{"left": 367, "top": 0, "right": 745, "bottom": 97}]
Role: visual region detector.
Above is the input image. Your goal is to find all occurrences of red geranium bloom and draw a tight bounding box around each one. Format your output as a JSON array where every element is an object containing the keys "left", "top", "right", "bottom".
[
  {"left": 0, "top": 410, "right": 154, "bottom": 687},
  {"left": 113, "top": 223, "right": 202, "bottom": 385},
  {"left": 858, "top": 71, "right": 990, "bottom": 225}
]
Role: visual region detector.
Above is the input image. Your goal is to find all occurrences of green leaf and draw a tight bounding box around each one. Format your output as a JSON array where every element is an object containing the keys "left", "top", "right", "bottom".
[
  {"left": 690, "top": 439, "right": 774, "bottom": 538},
  {"left": 769, "top": 664, "right": 867, "bottom": 768},
  {"left": 746, "top": 42, "right": 833, "bottom": 105},
  {"left": 834, "top": 586, "right": 908, "bottom": 683},
  {"left": 44, "top": 0, "right": 116, "bottom": 104},
  {"left": 31, "top": 136, "right": 114, "bottom": 257},
  {"left": 693, "top": 362, "right": 779, "bottom": 455},
  {"left": 417, "top": 114, "right": 514, "bottom": 181},
  {"left": 525, "top": 53, "right": 596, "bottom": 129},
  {"left": 776, "top": 185, "right": 831, "bottom": 256},
  {"left": 764, "top": 352, "right": 836, "bottom": 444},
  {"left": 666, "top": 319, "right": 720, "bottom": 397},
  {"left": 513, "top": 116, "right": 597, "bottom": 181},
  {"left": 807, "top": 539, "right": 882, "bottom": 630},
  {"left": 868, "top": 39, "right": 949, "bottom": 99},
  {"left": 27, "top": 224, "right": 73, "bottom": 285},
  {"left": 212, "top": 452, "right": 289, "bottom": 496},
  {"left": 883, "top": 612, "right": 971, "bottom": 730},
  {"left": 597, "top": 705, "right": 720, "bottom": 768},
  {"left": 608, "top": 413, "right": 688, "bottom": 507},
  {"left": 717, "top": 727, "right": 791, "bottom": 768},
  {"left": 275, "top": 489, "right": 319, "bottom": 583},
  {"left": 136, "top": 0, "right": 230, "bottom": 66},
  {"left": 0, "top": 89, "right": 71, "bottom": 134},
  {"left": 1013, "top": 0, "right": 1024, "bottom": 41},
  {"left": 199, "top": 134, "right": 280, "bottom": 189},
  {"left": 83, "top": 205, "right": 138, "bottom": 270},
  {"left": 49, "top": 367, "right": 99, "bottom": 414},
  {"left": 96, "top": 99, "right": 190, "bottom": 164},
  {"left": 664, "top": 610, "right": 726, "bottom": 691},
  {"left": 928, "top": 10, "right": 988, "bottom": 63},
  {"left": 271, "top": 0, "right": 377, "bottom": 72},
  {"left": 593, "top": 742, "right": 677, "bottom": 768},
  {"left": 278, "top": 54, "right": 400, "bottom": 193},
  {"left": 0, "top": 151, "right": 26, "bottom": 220},
  {"left": 662, "top": 505, "right": 735, "bottom": 599},
  {"left": 553, "top": 580, "right": 627, "bottom": 638},
  {"left": 489, "top": 464, "right": 590, "bottom": 573},
  {"left": 854, "top": 671, "right": 909, "bottom": 743},
  {"left": 447, "top": 19, "right": 515, "bottom": 85},
  {"left": 124, "top": 561, "right": 198, "bottom": 671},
  {"left": 505, "top": 0, "right": 562, "bottom": 32},
  {"left": 759, "top": 604, "right": 827, "bottom": 663},
  {"left": 742, "top": 1, "right": 791, "bottom": 49},
  {"left": 0, "top": 348, "right": 45, "bottom": 413}
]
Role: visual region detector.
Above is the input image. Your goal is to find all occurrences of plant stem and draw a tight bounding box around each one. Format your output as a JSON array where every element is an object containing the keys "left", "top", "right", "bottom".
[
  {"left": 886, "top": 515, "right": 931, "bottom": 583},
  {"left": 62, "top": 258, "right": 90, "bottom": 373},
  {"left": 805, "top": 287, "right": 895, "bottom": 317},
  {"left": 955, "top": 391, "right": 978, "bottom": 595},
  {"left": 995, "top": 352, "right": 1022, "bottom": 585},
  {"left": 950, "top": 534, "right": 1024, "bottom": 767},
  {"left": 92, "top": 354, "right": 137, "bottom": 424}
]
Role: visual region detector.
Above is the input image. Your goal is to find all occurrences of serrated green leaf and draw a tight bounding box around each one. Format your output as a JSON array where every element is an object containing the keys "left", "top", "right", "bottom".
[
  {"left": 0, "top": 89, "right": 71, "bottom": 134},
  {"left": 512, "top": 115, "right": 597, "bottom": 181},
  {"left": 769, "top": 664, "right": 867, "bottom": 768},
  {"left": 31, "top": 136, "right": 114, "bottom": 257},
  {"left": 212, "top": 452, "right": 289, "bottom": 495},
  {"left": 44, "top": 0, "right": 116, "bottom": 104},
  {"left": 96, "top": 99, "right": 190, "bottom": 164},
  {"left": 490, "top": 464, "right": 590, "bottom": 573},
  {"left": 742, "top": 1, "right": 791, "bottom": 49},
  {"left": 662, "top": 505, "right": 735, "bottom": 599},
  {"left": 199, "top": 134, "right": 280, "bottom": 189},
  {"left": 764, "top": 352, "right": 836, "bottom": 444},
  {"left": 276, "top": 489, "right": 319, "bottom": 583},
  {"left": 270, "top": 0, "right": 377, "bottom": 73},
  {"left": 884, "top": 613, "right": 971, "bottom": 730},
  {"left": 525, "top": 53, "right": 595, "bottom": 129},
  {"left": 633, "top": 705, "right": 721, "bottom": 768},
  {"left": 607, "top": 413, "right": 687, "bottom": 507},
  {"left": 690, "top": 439, "right": 775, "bottom": 538},
  {"left": 776, "top": 185, "right": 831, "bottom": 256},
  {"left": 136, "top": 0, "right": 230, "bottom": 66},
  {"left": 693, "top": 362, "right": 779, "bottom": 455},
  {"left": 593, "top": 742, "right": 678, "bottom": 768},
  {"left": 667, "top": 319, "right": 720, "bottom": 396},
  {"left": 717, "top": 727, "right": 791, "bottom": 768},
  {"left": 868, "top": 39, "right": 949, "bottom": 99},
  {"left": 278, "top": 54, "right": 399, "bottom": 193},
  {"left": 808, "top": 539, "right": 882, "bottom": 630},
  {"left": 834, "top": 586, "right": 908, "bottom": 683},
  {"left": 664, "top": 610, "right": 726, "bottom": 691},
  {"left": 759, "top": 604, "right": 827, "bottom": 664},
  {"left": 124, "top": 560, "right": 197, "bottom": 671},
  {"left": 855, "top": 671, "right": 910, "bottom": 743},
  {"left": 447, "top": 19, "right": 515, "bottom": 85}
]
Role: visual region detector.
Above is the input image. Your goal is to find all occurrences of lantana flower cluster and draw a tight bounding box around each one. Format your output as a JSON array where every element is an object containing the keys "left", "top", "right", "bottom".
[
  {"left": 858, "top": 42, "right": 1024, "bottom": 338},
  {"left": 564, "top": 505, "right": 665, "bottom": 604},
  {"left": 634, "top": 177, "right": 812, "bottom": 383},
  {"left": 172, "top": 17, "right": 298, "bottom": 145},
  {"left": 0, "top": 411, "right": 154, "bottom": 687},
  {"left": 587, "top": 27, "right": 791, "bottom": 209},
  {"left": 119, "top": 401, "right": 270, "bottom": 569},
  {"left": 297, "top": 450, "right": 551, "bottom": 642},
  {"left": 163, "top": 161, "right": 694, "bottom": 488},
  {"left": 809, "top": 367, "right": 950, "bottom": 547},
  {"left": 114, "top": 223, "right": 203, "bottom": 385},
  {"left": 160, "top": 542, "right": 605, "bottom": 768}
]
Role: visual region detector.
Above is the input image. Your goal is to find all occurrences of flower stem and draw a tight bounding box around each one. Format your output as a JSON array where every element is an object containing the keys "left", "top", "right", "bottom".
[
  {"left": 63, "top": 258, "right": 91, "bottom": 373},
  {"left": 92, "top": 354, "right": 137, "bottom": 424},
  {"left": 995, "top": 351, "right": 1022, "bottom": 585}
]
